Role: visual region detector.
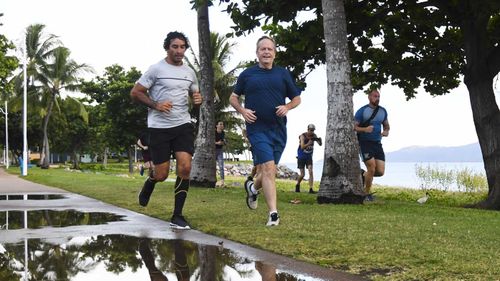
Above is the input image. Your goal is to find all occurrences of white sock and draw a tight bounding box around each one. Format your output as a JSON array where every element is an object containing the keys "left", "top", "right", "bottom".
[{"left": 250, "top": 184, "right": 258, "bottom": 195}]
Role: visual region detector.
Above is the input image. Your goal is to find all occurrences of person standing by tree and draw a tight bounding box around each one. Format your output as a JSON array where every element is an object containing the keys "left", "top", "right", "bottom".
[
  {"left": 295, "top": 124, "right": 322, "bottom": 194},
  {"left": 130, "top": 31, "right": 202, "bottom": 229},
  {"left": 215, "top": 121, "right": 226, "bottom": 186},
  {"left": 229, "top": 36, "right": 301, "bottom": 226},
  {"left": 354, "top": 89, "right": 390, "bottom": 201},
  {"left": 137, "top": 131, "right": 153, "bottom": 177}
]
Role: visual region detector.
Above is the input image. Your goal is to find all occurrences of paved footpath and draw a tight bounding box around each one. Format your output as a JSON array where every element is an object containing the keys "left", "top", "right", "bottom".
[{"left": 0, "top": 168, "right": 365, "bottom": 281}]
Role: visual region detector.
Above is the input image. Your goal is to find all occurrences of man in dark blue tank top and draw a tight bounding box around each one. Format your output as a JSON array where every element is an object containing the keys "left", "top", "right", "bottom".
[{"left": 295, "top": 124, "right": 322, "bottom": 194}]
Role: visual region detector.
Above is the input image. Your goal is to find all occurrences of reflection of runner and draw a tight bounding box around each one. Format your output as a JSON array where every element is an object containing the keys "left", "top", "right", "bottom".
[
  {"left": 138, "top": 239, "right": 168, "bottom": 281},
  {"left": 172, "top": 240, "right": 190, "bottom": 281},
  {"left": 138, "top": 239, "right": 190, "bottom": 281}
]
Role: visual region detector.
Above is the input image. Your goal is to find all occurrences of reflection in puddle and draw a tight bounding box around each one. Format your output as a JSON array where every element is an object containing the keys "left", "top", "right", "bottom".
[
  {"left": 0, "top": 235, "right": 324, "bottom": 281},
  {"left": 0, "top": 194, "right": 66, "bottom": 200},
  {"left": 0, "top": 210, "right": 125, "bottom": 230}
]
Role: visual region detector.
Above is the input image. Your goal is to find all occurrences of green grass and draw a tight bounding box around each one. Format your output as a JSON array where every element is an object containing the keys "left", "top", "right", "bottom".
[{"left": 7, "top": 166, "right": 500, "bottom": 280}]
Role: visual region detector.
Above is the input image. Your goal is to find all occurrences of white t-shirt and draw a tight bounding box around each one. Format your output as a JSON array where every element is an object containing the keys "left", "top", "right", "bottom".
[{"left": 138, "top": 59, "right": 199, "bottom": 128}]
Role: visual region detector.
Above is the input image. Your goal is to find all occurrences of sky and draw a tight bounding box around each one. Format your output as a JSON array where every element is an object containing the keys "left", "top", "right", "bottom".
[{"left": 2, "top": 0, "right": 499, "bottom": 163}]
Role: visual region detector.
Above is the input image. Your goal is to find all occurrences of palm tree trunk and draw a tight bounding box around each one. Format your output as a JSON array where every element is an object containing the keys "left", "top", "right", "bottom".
[
  {"left": 103, "top": 147, "right": 109, "bottom": 168},
  {"left": 40, "top": 92, "right": 57, "bottom": 169},
  {"left": 190, "top": 0, "right": 217, "bottom": 187},
  {"left": 198, "top": 245, "right": 217, "bottom": 280},
  {"left": 318, "top": 0, "right": 364, "bottom": 204}
]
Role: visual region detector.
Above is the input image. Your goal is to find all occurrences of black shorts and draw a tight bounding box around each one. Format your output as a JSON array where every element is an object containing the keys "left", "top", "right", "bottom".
[
  {"left": 141, "top": 150, "right": 152, "bottom": 162},
  {"left": 297, "top": 157, "right": 313, "bottom": 169},
  {"left": 148, "top": 123, "right": 195, "bottom": 165},
  {"left": 359, "top": 140, "right": 385, "bottom": 162}
]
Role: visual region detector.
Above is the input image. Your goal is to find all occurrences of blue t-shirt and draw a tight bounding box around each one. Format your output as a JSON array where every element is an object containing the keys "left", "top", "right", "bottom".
[
  {"left": 233, "top": 65, "right": 301, "bottom": 135},
  {"left": 354, "top": 104, "right": 388, "bottom": 142}
]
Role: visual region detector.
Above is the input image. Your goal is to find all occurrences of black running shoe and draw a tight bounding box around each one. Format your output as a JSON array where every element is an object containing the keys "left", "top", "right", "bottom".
[
  {"left": 295, "top": 184, "right": 300, "bottom": 193},
  {"left": 170, "top": 215, "right": 191, "bottom": 230},
  {"left": 138, "top": 178, "right": 156, "bottom": 207}
]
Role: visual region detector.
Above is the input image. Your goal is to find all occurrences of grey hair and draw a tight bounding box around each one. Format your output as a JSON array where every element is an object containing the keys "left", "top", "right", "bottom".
[{"left": 256, "top": 36, "right": 276, "bottom": 51}]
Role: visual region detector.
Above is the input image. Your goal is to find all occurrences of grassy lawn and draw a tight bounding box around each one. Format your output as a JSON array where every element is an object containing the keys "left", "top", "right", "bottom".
[{"left": 6, "top": 165, "right": 500, "bottom": 280}]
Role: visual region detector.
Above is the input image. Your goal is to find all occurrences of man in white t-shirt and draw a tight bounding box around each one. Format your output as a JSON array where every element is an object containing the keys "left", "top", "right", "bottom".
[{"left": 130, "top": 31, "right": 202, "bottom": 230}]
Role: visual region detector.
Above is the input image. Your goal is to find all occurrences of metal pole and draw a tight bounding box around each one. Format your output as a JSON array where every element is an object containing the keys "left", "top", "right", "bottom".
[
  {"left": 22, "top": 39, "right": 28, "bottom": 176},
  {"left": 4, "top": 101, "right": 8, "bottom": 169},
  {"left": 0, "top": 101, "right": 7, "bottom": 168}
]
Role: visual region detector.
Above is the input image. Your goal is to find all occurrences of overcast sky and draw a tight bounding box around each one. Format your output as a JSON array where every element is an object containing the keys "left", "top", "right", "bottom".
[{"left": 3, "top": 0, "right": 497, "bottom": 163}]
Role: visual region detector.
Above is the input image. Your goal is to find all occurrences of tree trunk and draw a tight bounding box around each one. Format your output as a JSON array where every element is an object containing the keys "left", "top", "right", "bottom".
[
  {"left": 71, "top": 151, "right": 80, "bottom": 170},
  {"left": 318, "top": 0, "right": 364, "bottom": 204},
  {"left": 127, "top": 146, "right": 134, "bottom": 174},
  {"left": 102, "top": 147, "right": 109, "bottom": 168},
  {"left": 198, "top": 245, "right": 217, "bottom": 280},
  {"left": 190, "top": 0, "right": 217, "bottom": 188},
  {"left": 40, "top": 92, "right": 57, "bottom": 169},
  {"left": 461, "top": 11, "right": 500, "bottom": 210}
]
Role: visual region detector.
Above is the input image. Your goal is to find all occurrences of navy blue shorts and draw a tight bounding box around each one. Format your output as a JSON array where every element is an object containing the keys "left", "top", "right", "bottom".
[
  {"left": 359, "top": 140, "right": 385, "bottom": 162},
  {"left": 248, "top": 130, "right": 286, "bottom": 165},
  {"left": 148, "top": 123, "right": 195, "bottom": 165},
  {"left": 297, "top": 157, "right": 313, "bottom": 169}
]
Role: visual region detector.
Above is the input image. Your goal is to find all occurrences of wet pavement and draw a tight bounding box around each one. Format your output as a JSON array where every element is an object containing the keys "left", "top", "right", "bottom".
[{"left": 0, "top": 169, "right": 366, "bottom": 280}]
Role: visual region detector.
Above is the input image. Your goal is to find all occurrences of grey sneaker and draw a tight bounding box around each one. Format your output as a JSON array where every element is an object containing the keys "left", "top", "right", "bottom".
[
  {"left": 138, "top": 177, "right": 156, "bottom": 207},
  {"left": 169, "top": 215, "right": 191, "bottom": 230},
  {"left": 266, "top": 212, "right": 280, "bottom": 226},
  {"left": 244, "top": 178, "right": 258, "bottom": 210}
]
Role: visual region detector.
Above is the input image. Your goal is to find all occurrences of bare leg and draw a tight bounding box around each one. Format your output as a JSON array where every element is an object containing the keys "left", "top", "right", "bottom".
[
  {"left": 307, "top": 165, "right": 314, "bottom": 192},
  {"left": 296, "top": 167, "right": 305, "bottom": 192},
  {"left": 258, "top": 160, "right": 278, "bottom": 212},
  {"left": 363, "top": 158, "right": 376, "bottom": 194}
]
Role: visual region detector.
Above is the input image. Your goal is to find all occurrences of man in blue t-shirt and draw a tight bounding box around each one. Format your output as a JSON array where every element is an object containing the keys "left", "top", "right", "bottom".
[
  {"left": 354, "top": 89, "right": 390, "bottom": 201},
  {"left": 229, "top": 36, "right": 301, "bottom": 226}
]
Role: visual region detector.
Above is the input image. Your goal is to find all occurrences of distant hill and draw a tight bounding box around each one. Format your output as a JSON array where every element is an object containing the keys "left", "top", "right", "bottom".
[{"left": 386, "top": 142, "right": 482, "bottom": 162}]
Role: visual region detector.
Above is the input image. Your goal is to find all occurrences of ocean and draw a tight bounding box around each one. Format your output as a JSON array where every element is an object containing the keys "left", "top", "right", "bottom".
[{"left": 283, "top": 161, "right": 486, "bottom": 190}]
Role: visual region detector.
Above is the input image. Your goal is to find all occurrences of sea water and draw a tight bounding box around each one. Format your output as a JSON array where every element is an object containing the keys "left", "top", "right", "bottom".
[{"left": 284, "top": 161, "right": 486, "bottom": 190}]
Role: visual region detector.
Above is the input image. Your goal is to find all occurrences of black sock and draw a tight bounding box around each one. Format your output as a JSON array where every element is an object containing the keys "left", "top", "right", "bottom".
[{"left": 173, "top": 176, "right": 189, "bottom": 216}]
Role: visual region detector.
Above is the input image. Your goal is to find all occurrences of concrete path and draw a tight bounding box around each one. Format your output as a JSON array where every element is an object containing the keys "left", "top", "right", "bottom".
[{"left": 0, "top": 168, "right": 365, "bottom": 281}]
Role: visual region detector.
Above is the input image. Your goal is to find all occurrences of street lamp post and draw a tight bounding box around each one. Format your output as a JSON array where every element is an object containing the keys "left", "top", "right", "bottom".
[
  {"left": 21, "top": 36, "right": 28, "bottom": 176},
  {"left": 0, "top": 101, "right": 8, "bottom": 169}
]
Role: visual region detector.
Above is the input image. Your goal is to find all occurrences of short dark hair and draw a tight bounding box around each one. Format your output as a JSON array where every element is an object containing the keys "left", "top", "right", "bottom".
[{"left": 163, "top": 31, "right": 190, "bottom": 50}]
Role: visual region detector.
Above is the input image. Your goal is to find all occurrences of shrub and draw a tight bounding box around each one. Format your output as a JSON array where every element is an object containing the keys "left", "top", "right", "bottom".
[{"left": 414, "top": 164, "right": 487, "bottom": 192}]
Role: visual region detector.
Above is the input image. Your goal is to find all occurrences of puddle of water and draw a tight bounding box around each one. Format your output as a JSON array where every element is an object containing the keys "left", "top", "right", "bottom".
[
  {"left": 0, "top": 194, "right": 66, "bottom": 200},
  {"left": 0, "top": 235, "right": 324, "bottom": 281},
  {"left": 0, "top": 210, "right": 125, "bottom": 230}
]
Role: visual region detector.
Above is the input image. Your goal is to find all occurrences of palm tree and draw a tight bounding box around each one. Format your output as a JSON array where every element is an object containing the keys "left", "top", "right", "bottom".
[
  {"left": 317, "top": 0, "right": 364, "bottom": 203},
  {"left": 24, "top": 24, "right": 60, "bottom": 86},
  {"left": 36, "top": 46, "right": 92, "bottom": 168},
  {"left": 186, "top": 32, "right": 246, "bottom": 131},
  {"left": 190, "top": 0, "right": 217, "bottom": 187},
  {"left": 186, "top": 32, "right": 245, "bottom": 104}
]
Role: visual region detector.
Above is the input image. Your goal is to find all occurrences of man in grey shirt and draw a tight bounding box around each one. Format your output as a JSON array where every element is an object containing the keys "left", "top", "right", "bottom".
[{"left": 130, "top": 31, "right": 202, "bottom": 230}]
